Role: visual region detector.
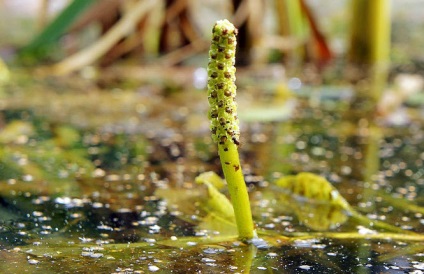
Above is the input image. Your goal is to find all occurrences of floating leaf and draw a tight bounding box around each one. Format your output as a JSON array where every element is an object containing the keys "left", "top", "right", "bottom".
[
  {"left": 195, "top": 172, "right": 237, "bottom": 235},
  {"left": 195, "top": 172, "right": 236, "bottom": 224},
  {"left": 197, "top": 212, "right": 237, "bottom": 236},
  {"left": 273, "top": 172, "right": 416, "bottom": 234},
  {"left": 154, "top": 180, "right": 233, "bottom": 234},
  {"left": 156, "top": 172, "right": 237, "bottom": 235},
  {"left": 195, "top": 171, "right": 226, "bottom": 190},
  {"left": 274, "top": 172, "right": 350, "bottom": 231}
]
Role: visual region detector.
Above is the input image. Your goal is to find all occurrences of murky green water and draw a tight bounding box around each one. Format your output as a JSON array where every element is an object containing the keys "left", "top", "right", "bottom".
[{"left": 1, "top": 73, "right": 423, "bottom": 273}]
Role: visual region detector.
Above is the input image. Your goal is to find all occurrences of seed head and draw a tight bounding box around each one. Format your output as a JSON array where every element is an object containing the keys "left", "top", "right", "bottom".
[{"left": 207, "top": 20, "right": 240, "bottom": 146}]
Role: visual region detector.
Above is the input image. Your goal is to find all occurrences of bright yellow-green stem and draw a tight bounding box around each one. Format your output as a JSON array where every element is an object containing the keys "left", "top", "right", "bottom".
[
  {"left": 218, "top": 142, "right": 255, "bottom": 240},
  {"left": 207, "top": 19, "right": 255, "bottom": 241}
]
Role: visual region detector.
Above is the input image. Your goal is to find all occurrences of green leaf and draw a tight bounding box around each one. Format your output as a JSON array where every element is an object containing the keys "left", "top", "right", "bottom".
[
  {"left": 273, "top": 172, "right": 350, "bottom": 231},
  {"left": 195, "top": 172, "right": 237, "bottom": 235},
  {"left": 273, "top": 172, "right": 415, "bottom": 234},
  {"left": 195, "top": 172, "right": 235, "bottom": 222},
  {"left": 19, "top": 0, "right": 96, "bottom": 59},
  {"left": 156, "top": 172, "right": 237, "bottom": 235},
  {"left": 195, "top": 171, "right": 225, "bottom": 190}
]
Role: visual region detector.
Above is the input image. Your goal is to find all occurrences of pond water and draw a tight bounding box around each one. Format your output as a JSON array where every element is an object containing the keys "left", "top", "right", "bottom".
[{"left": 0, "top": 70, "right": 424, "bottom": 273}]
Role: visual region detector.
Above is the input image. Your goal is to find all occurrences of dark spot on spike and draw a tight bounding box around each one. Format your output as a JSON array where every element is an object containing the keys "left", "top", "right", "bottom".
[
  {"left": 218, "top": 46, "right": 224, "bottom": 53},
  {"left": 210, "top": 110, "right": 218, "bottom": 118},
  {"left": 210, "top": 72, "right": 218, "bottom": 79},
  {"left": 210, "top": 91, "right": 217, "bottom": 98},
  {"left": 225, "top": 107, "right": 232, "bottom": 114},
  {"left": 232, "top": 137, "right": 240, "bottom": 146},
  {"left": 217, "top": 82, "right": 224, "bottom": 89},
  {"left": 219, "top": 117, "right": 226, "bottom": 126},
  {"left": 217, "top": 63, "right": 224, "bottom": 70},
  {"left": 218, "top": 100, "right": 224, "bottom": 107},
  {"left": 211, "top": 53, "right": 217, "bottom": 59},
  {"left": 224, "top": 147, "right": 228, "bottom": 151},
  {"left": 224, "top": 72, "right": 231, "bottom": 79},
  {"left": 225, "top": 162, "right": 230, "bottom": 165},
  {"left": 224, "top": 90, "right": 232, "bottom": 97},
  {"left": 228, "top": 38, "right": 234, "bottom": 45},
  {"left": 233, "top": 165, "right": 240, "bottom": 172},
  {"left": 222, "top": 28, "right": 228, "bottom": 35},
  {"left": 219, "top": 136, "right": 227, "bottom": 145},
  {"left": 211, "top": 127, "right": 217, "bottom": 135},
  {"left": 225, "top": 53, "right": 232, "bottom": 59},
  {"left": 213, "top": 36, "right": 219, "bottom": 42}
]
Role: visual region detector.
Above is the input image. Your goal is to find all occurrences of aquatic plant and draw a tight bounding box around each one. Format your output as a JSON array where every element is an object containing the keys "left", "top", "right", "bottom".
[
  {"left": 20, "top": 0, "right": 96, "bottom": 61},
  {"left": 207, "top": 19, "right": 256, "bottom": 241},
  {"left": 274, "top": 172, "right": 416, "bottom": 234}
]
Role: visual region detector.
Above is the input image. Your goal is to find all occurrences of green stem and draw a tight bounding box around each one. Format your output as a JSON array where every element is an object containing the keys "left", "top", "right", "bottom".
[
  {"left": 207, "top": 19, "right": 255, "bottom": 241},
  {"left": 218, "top": 143, "right": 255, "bottom": 240}
]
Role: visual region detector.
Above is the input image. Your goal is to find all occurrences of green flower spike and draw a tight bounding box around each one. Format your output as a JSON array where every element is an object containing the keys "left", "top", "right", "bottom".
[{"left": 207, "top": 19, "right": 256, "bottom": 241}]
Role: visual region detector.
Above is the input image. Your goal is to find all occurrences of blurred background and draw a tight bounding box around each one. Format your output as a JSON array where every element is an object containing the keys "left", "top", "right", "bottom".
[
  {"left": 0, "top": 0, "right": 423, "bottom": 73},
  {"left": 1, "top": 1, "right": 424, "bottom": 272},
  {"left": 0, "top": 0, "right": 422, "bottom": 123}
]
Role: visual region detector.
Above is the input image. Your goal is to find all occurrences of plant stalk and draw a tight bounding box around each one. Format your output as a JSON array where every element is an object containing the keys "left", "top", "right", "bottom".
[
  {"left": 218, "top": 142, "right": 255, "bottom": 240},
  {"left": 207, "top": 19, "right": 255, "bottom": 241}
]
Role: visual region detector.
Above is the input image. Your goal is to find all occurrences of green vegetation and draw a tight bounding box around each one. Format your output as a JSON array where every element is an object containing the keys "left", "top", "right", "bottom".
[
  {"left": 275, "top": 172, "right": 419, "bottom": 234},
  {"left": 19, "top": 0, "right": 96, "bottom": 61},
  {"left": 207, "top": 20, "right": 256, "bottom": 241}
]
